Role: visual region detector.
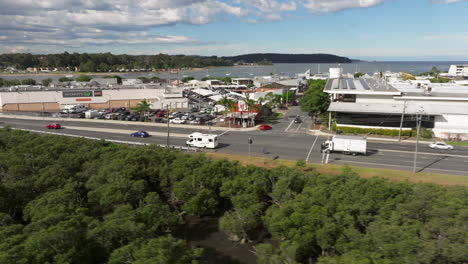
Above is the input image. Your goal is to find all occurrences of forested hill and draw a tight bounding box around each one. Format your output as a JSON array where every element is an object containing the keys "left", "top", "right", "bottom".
[
  {"left": 0, "top": 52, "right": 233, "bottom": 71},
  {"left": 223, "top": 53, "right": 352, "bottom": 63}
]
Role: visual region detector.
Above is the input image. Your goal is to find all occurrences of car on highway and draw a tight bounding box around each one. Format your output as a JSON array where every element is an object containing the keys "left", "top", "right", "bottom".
[
  {"left": 46, "top": 123, "right": 61, "bottom": 129},
  {"left": 259, "top": 124, "right": 272, "bottom": 130},
  {"left": 429, "top": 142, "right": 454, "bottom": 150},
  {"left": 130, "top": 131, "right": 150, "bottom": 137}
]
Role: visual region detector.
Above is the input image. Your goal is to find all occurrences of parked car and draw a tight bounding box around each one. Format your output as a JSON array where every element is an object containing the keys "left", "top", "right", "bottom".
[
  {"left": 429, "top": 142, "right": 454, "bottom": 150},
  {"left": 130, "top": 131, "right": 150, "bottom": 137},
  {"left": 46, "top": 123, "right": 61, "bottom": 129},
  {"left": 259, "top": 124, "right": 272, "bottom": 130},
  {"left": 170, "top": 118, "right": 186, "bottom": 124}
]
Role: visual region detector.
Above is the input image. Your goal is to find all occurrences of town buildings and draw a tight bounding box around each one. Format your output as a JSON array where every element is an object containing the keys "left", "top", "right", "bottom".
[{"left": 325, "top": 70, "right": 468, "bottom": 141}]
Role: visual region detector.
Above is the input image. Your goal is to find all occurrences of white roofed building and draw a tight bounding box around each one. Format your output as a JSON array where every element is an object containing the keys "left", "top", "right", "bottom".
[
  {"left": 447, "top": 64, "right": 468, "bottom": 77},
  {"left": 325, "top": 74, "right": 468, "bottom": 141}
]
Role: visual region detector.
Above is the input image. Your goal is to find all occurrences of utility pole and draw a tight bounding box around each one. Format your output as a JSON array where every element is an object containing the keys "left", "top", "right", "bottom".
[
  {"left": 413, "top": 111, "right": 423, "bottom": 173},
  {"left": 166, "top": 104, "right": 170, "bottom": 148},
  {"left": 398, "top": 100, "right": 407, "bottom": 142}
]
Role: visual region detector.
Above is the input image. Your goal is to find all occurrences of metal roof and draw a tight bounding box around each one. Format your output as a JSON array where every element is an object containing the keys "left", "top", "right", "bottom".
[{"left": 325, "top": 78, "right": 399, "bottom": 93}]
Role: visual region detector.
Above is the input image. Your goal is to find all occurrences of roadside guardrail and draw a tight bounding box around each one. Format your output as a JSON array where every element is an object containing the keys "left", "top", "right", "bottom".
[{"left": 3, "top": 127, "right": 200, "bottom": 152}]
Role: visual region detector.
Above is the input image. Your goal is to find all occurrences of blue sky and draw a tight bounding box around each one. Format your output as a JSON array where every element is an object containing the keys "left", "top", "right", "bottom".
[{"left": 1, "top": 0, "right": 468, "bottom": 60}]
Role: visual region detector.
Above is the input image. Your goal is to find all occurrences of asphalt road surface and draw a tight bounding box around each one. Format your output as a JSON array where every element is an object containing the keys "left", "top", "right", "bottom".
[{"left": 1, "top": 113, "right": 468, "bottom": 176}]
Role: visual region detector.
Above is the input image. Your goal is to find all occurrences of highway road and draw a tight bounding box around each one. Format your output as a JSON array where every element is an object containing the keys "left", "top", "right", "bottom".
[{"left": 1, "top": 111, "right": 468, "bottom": 176}]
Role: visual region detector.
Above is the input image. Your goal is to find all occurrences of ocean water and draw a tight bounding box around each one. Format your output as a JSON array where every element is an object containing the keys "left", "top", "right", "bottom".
[{"left": 1, "top": 61, "right": 467, "bottom": 81}]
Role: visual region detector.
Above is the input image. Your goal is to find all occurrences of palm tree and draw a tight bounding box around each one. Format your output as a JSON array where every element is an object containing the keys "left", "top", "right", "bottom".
[
  {"left": 217, "top": 96, "right": 235, "bottom": 125},
  {"left": 242, "top": 98, "right": 258, "bottom": 127},
  {"left": 133, "top": 100, "right": 152, "bottom": 120},
  {"left": 263, "top": 92, "right": 277, "bottom": 109}
]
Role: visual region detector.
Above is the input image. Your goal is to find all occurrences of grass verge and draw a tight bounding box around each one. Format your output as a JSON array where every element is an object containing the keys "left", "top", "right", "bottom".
[
  {"left": 447, "top": 141, "right": 468, "bottom": 147},
  {"left": 205, "top": 152, "right": 468, "bottom": 187}
]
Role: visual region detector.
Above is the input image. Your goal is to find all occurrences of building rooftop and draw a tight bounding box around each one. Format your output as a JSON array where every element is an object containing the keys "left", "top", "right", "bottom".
[{"left": 325, "top": 78, "right": 400, "bottom": 94}]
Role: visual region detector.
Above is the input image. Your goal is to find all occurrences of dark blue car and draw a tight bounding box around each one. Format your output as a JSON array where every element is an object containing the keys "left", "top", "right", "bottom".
[{"left": 130, "top": 131, "right": 150, "bottom": 137}]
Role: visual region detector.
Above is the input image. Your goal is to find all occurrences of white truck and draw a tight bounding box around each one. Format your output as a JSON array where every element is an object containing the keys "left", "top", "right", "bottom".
[
  {"left": 320, "top": 135, "right": 367, "bottom": 156},
  {"left": 62, "top": 104, "right": 86, "bottom": 114},
  {"left": 186, "top": 132, "right": 219, "bottom": 149}
]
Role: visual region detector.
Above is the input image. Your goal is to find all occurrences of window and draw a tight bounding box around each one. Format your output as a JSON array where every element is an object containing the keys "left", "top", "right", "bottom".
[
  {"left": 209, "top": 139, "right": 213, "bottom": 142},
  {"left": 198, "top": 138, "right": 202, "bottom": 141}
]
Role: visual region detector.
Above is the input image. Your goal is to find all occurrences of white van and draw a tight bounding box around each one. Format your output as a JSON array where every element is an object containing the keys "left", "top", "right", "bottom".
[
  {"left": 62, "top": 104, "right": 86, "bottom": 113},
  {"left": 186, "top": 132, "right": 219, "bottom": 149}
]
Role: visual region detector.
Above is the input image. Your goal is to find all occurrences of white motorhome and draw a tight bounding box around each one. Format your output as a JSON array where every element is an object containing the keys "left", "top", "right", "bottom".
[
  {"left": 186, "top": 132, "right": 219, "bottom": 149},
  {"left": 62, "top": 104, "right": 86, "bottom": 113}
]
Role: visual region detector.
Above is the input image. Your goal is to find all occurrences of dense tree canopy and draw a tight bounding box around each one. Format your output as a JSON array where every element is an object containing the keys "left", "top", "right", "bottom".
[
  {"left": 0, "top": 128, "right": 467, "bottom": 263},
  {"left": 300, "top": 79, "right": 330, "bottom": 115},
  {"left": 0, "top": 52, "right": 234, "bottom": 72}
]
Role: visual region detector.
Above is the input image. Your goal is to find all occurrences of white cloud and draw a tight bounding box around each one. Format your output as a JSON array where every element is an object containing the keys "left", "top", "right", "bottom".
[
  {"left": 0, "top": 0, "right": 466, "bottom": 54},
  {"left": 432, "top": 0, "right": 467, "bottom": 3},
  {"left": 301, "top": 0, "right": 384, "bottom": 12},
  {"left": 0, "top": 0, "right": 246, "bottom": 52},
  {"left": 235, "top": 0, "right": 297, "bottom": 12}
]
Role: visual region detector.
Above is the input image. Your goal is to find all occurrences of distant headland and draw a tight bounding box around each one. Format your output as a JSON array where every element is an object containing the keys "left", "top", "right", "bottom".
[{"left": 223, "top": 53, "right": 352, "bottom": 64}]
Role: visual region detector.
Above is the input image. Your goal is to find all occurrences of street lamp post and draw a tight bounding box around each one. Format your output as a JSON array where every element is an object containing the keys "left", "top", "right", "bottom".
[
  {"left": 166, "top": 104, "right": 170, "bottom": 148},
  {"left": 413, "top": 110, "right": 425, "bottom": 173}
]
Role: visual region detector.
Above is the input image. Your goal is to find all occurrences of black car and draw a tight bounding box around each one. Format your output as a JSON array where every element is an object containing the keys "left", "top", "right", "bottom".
[{"left": 294, "top": 116, "right": 302, "bottom": 123}]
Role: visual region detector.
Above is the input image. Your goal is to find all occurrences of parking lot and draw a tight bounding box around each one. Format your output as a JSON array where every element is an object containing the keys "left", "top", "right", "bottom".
[{"left": 50, "top": 105, "right": 221, "bottom": 128}]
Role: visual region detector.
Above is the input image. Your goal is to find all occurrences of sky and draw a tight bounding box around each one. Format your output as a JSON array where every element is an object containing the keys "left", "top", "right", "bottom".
[{"left": 1, "top": 0, "right": 468, "bottom": 60}]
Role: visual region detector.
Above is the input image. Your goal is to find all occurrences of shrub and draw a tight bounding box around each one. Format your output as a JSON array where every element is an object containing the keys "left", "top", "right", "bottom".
[
  {"left": 295, "top": 160, "right": 306, "bottom": 167},
  {"left": 420, "top": 128, "right": 434, "bottom": 139},
  {"left": 336, "top": 126, "right": 415, "bottom": 137}
]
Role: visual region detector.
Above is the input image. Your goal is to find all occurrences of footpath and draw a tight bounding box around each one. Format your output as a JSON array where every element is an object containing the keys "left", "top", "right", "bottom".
[{"left": 0, "top": 113, "right": 260, "bottom": 132}]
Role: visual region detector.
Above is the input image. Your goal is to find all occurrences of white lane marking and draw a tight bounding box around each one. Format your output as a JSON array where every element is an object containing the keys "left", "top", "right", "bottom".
[
  {"left": 306, "top": 135, "right": 319, "bottom": 162},
  {"left": 295, "top": 122, "right": 303, "bottom": 133},
  {"left": 284, "top": 119, "right": 295, "bottom": 132},
  {"left": 218, "top": 131, "right": 229, "bottom": 137},
  {"left": 376, "top": 148, "right": 468, "bottom": 159},
  {"left": 64, "top": 126, "right": 188, "bottom": 138}
]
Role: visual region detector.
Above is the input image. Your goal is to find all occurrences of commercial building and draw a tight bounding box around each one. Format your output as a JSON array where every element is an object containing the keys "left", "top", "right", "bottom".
[
  {"left": 0, "top": 85, "right": 189, "bottom": 112},
  {"left": 325, "top": 74, "right": 468, "bottom": 141},
  {"left": 447, "top": 64, "right": 468, "bottom": 77}
]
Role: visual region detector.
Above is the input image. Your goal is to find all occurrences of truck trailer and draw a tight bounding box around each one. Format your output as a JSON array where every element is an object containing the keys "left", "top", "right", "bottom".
[{"left": 321, "top": 135, "right": 367, "bottom": 155}]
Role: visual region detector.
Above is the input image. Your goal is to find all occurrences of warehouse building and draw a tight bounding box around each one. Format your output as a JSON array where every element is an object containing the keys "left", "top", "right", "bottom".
[{"left": 0, "top": 85, "right": 189, "bottom": 112}]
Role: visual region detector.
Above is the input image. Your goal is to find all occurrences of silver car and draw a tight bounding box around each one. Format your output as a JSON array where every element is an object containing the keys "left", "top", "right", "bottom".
[{"left": 429, "top": 142, "right": 454, "bottom": 150}]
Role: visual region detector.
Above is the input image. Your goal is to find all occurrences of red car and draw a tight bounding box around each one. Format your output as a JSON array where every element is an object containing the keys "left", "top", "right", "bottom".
[
  {"left": 46, "top": 123, "right": 61, "bottom": 129},
  {"left": 259, "top": 124, "right": 272, "bottom": 130}
]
